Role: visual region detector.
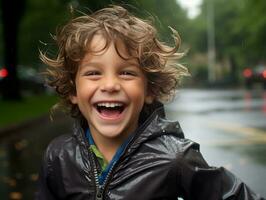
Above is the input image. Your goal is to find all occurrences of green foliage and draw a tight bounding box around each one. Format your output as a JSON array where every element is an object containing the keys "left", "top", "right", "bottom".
[
  {"left": 19, "top": 0, "right": 71, "bottom": 65},
  {"left": 238, "top": 0, "right": 266, "bottom": 63},
  {"left": 4, "top": 0, "right": 266, "bottom": 86},
  {"left": 17, "top": 0, "right": 189, "bottom": 67},
  {"left": 0, "top": 94, "right": 58, "bottom": 127},
  {"left": 195, "top": 0, "right": 266, "bottom": 66},
  {"left": 187, "top": 0, "right": 266, "bottom": 84},
  {"left": 186, "top": 15, "right": 207, "bottom": 53},
  {"left": 135, "top": 0, "right": 188, "bottom": 42}
]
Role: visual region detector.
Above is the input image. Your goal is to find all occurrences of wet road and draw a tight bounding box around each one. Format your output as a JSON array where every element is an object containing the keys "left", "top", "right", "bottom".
[
  {"left": 0, "top": 114, "right": 73, "bottom": 200},
  {"left": 165, "top": 89, "right": 266, "bottom": 197},
  {"left": 0, "top": 89, "right": 266, "bottom": 199}
]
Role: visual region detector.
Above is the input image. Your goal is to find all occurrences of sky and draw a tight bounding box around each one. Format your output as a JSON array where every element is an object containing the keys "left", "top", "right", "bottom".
[{"left": 176, "top": 0, "right": 202, "bottom": 19}]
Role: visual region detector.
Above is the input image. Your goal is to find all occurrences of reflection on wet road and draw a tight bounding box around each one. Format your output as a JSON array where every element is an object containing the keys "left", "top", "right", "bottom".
[
  {"left": 0, "top": 114, "right": 73, "bottom": 200},
  {"left": 0, "top": 89, "right": 265, "bottom": 199},
  {"left": 166, "top": 89, "right": 266, "bottom": 197}
]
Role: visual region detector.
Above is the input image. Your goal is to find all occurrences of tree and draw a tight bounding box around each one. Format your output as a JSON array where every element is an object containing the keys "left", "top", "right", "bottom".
[
  {"left": 188, "top": 0, "right": 246, "bottom": 84},
  {"left": 207, "top": 0, "right": 244, "bottom": 82},
  {"left": 18, "top": 0, "right": 189, "bottom": 65},
  {"left": 238, "top": 0, "right": 266, "bottom": 64},
  {"left": 1, "top": 0, "right": 25, "bottom": 100},
  {"left": 0, "top": 0, "right": 189, "bottom": 100}
]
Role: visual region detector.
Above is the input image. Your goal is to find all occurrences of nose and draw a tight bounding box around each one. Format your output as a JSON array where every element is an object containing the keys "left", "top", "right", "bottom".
[{"left": 100, "top": 76, "right": 121, "bottom": 93}]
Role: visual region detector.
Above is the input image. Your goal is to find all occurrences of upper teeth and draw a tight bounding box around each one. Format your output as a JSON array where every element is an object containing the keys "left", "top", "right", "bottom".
[{"left": 97, "top": 103, "right": 123, "bottom": 107}]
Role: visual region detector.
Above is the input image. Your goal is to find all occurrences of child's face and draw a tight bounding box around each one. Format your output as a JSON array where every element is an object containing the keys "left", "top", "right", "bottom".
[{"left": 70, "top": 34, "right": 153, "bottom": 144}]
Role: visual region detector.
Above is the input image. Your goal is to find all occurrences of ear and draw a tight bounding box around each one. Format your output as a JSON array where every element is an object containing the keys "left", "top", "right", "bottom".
[
  {"left": 69, "top": 95, "right": 78, "bottom": 104},
  {"left": 145, "top": 95, "right": 154, "bottom": 104}
]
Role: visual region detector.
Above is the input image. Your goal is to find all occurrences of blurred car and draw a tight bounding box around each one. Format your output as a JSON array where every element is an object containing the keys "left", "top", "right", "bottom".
[
  {"left": 0, "top": 67, "right": 9, "bottom": 94},
  {"left": 0, "top": 65, "right": 46, "bottom": 95},
  {"left": 242, "top": 65, "right": 266, "bottom": 89}
]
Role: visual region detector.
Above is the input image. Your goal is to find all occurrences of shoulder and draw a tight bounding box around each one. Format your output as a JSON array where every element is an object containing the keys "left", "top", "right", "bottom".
[
  {"left": 45, "top": 134, "right": 73, "bottom": 160},
  {"left": 141, "top": 114, "right": 199, "bottom": 155},
  {"left": 43, "top": 134, "right": 80, "bottom": 163},
  {"left": 159, "top": 134, "right": 210, "bottom": 172},
  {"left": 45, "top": 121, "right": 87, "bottom": 153},
  {"left": 156, "top": 133, "right": 200, "bottom": 155},
  {"left": 151, "top": 117, "right": 199, "bottom": 154},
  {"left": 46, "top": 134, "right": 75, "bottom": 151},
  {"left": 41, "top": 132, "right": 90, "bottom": 178}
]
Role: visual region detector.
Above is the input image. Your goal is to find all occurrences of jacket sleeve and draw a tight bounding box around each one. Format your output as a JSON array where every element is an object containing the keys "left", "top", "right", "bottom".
[
  {"left": 176, "top": 141, "right": 265, "bottom": 200},
  {"left": 35, "top": 149, "right": 57, "bottom": 200}
]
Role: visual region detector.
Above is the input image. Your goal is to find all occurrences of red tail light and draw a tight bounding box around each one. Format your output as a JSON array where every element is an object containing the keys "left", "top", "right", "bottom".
[
  {"left": 262, "top": 70, "right": 266, "bottom": 79},
  {"left": 243, "top": 68, "right": 252, "bottom": 78},
  {"left": 0, "top": 68, "right": 8, "bottom": 78}
]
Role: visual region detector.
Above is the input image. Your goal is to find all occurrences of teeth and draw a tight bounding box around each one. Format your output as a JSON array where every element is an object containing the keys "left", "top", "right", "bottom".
[{"left": 97, "top": 103, "right": 123, "bottom": 108}]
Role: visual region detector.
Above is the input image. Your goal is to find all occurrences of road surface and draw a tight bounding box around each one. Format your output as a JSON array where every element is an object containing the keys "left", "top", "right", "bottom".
[
  {"left": 0, "top": 88, "right": 265, "bottom": 199},
  {"left": 166, "top": 89, "right": 266, "bottom": 197}
]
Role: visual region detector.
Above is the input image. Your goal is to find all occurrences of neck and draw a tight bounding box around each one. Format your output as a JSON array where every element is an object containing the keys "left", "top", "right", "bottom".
[
  {"left": 97, "top": 138, "right": 120, "bottom": 162},
  {"left": 90, "top": 133, "right": 128, "bottom": 163}
]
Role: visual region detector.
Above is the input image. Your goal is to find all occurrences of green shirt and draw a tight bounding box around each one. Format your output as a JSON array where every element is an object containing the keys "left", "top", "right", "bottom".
[{"left": 89, "top": 144, "right": 108, "bottom": 172}]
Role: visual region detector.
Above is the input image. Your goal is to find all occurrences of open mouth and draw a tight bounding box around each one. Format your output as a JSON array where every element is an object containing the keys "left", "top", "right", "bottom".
[{"left": 95, "top": 102, "right": 125, "bottom": 118}]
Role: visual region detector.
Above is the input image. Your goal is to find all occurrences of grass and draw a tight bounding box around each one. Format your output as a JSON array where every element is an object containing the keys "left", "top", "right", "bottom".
[{"left": 0, "top": 94, "right": 58, "bottom": 128}]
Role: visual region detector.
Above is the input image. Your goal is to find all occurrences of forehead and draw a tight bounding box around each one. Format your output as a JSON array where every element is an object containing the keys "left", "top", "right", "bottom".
[
  {"left": 89, "top": 34, "right": 107, "bottom": 52},
  {"left": 89, "top": 33, "right": 137, "bottom": 60}
]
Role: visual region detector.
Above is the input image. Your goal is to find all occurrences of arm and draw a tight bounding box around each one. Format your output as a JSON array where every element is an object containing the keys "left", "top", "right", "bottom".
[
  {"left": 176, "top": 142, "right": 265, "bottom": 200},
  {"left": 35, "top": 149, "right": 57, "bottom": 200}
]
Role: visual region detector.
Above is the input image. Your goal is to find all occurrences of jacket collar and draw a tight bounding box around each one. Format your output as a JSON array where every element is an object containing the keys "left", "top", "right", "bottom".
[
  {"left": 72, "top": 104, "right": 184, "bottom": 152},
  {"left": 127, "top": 106, "right": 184, "bottom": 152}
]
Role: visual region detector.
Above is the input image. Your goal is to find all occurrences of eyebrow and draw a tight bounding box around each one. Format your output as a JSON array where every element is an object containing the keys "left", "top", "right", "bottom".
[
  {"left": 80, "top": 60, "right": 139, "bottom": 69},
  {"left": 80, "top": 62, "right": 101, "bottom": 68}
]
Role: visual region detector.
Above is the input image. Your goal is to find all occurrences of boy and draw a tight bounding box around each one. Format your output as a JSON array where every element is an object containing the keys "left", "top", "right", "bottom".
[{"left": 36, "top": 5, "right": 265, "bottom": 200}]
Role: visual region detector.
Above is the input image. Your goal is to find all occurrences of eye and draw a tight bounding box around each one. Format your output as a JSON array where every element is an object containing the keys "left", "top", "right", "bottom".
[
  {"left": 82, "top": 70, "right": 101, "bottom": 80},
  {"left": 120, "top": 71, "right": 137, "bottom": 77},
  {"left": 84, "top": 71, "right": 101, "bottom": 76}
]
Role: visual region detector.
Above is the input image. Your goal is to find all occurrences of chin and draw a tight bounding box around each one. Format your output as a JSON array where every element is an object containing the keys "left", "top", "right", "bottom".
[{"left": 99, "top": 127, "right": 128, "bottom": 139}]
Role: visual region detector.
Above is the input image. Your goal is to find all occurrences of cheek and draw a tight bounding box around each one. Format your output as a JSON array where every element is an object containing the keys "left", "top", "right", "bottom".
[
  {"left": 75, "top": 81, "right": 96, "bottom": 101},
  {"left": 127, "top": 80, "right": 147, "bottom": 103}
]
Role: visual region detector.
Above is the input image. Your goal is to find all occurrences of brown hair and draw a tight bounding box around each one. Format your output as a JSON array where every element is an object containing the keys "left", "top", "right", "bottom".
[{"left": 40, "top": 5, "right": 189, "bottom": 119}]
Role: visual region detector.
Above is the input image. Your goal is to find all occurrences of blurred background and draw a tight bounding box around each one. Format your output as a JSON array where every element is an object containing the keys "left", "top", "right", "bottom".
[{"left": 0, "top": 0, "right": 265, "bottom": 199}]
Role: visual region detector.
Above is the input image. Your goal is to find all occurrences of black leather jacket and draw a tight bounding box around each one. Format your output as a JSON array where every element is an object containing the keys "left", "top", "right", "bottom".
[{"left": 36, "top": 108, "right": 265, "bottom": 200}]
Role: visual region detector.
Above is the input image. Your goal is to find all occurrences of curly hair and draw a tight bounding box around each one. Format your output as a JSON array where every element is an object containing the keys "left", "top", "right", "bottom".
[{"left": 40, "top": 5, "right": 189, "bottom": 119}]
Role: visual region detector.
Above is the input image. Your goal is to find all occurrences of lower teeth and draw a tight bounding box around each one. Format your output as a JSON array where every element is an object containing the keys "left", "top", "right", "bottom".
[{"left": 97, "top": 106, "right": 124, "bottom": 113}]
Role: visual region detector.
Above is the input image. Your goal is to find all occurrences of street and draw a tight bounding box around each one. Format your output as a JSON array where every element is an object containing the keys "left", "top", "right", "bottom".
[
  {"left": 0, "top": 88, "right": 266, "bottom": 199},
  {"left": 165, "top": 88, "right": 266, "bottom": 197}
]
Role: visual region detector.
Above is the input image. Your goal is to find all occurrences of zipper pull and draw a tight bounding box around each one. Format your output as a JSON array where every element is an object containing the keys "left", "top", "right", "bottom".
[{"left": 96, "top": 186, "right": 103, "bottom": 200}]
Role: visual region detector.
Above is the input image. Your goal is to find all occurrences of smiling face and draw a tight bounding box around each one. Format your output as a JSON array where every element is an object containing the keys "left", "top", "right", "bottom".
[{"left": 70, "top": 34, "right": 153, "bottom": 148}]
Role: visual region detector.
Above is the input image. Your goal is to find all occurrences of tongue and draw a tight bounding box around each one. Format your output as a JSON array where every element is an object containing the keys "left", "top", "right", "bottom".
[{"left": 100, "top": 108, "right": 121, "bottom": 118}]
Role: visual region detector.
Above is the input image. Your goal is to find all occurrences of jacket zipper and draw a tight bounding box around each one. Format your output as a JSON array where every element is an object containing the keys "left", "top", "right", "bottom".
[
  {"left": 89, "top": 147, "right": 117, "bottom": 200},
  {"left": 91, "top": 148, "right": 117, "bottom": 200},
  {"left": 87, "top": 109, "right": 161, "bottom": 199},
  {"left": 94, "top": 134, "right": 140, "bottom": 199},
  {"left": 88, "top": 148, "right": 103, "bottom": 200},
  {"left": 89, "top": 144, "right": 127, "bottom": 200},
  {"left": 98, "top": 161, "right": 116, "bottom": 198},
  {"left": 94, "top": 112, "right": 159, "bottom": 199}
]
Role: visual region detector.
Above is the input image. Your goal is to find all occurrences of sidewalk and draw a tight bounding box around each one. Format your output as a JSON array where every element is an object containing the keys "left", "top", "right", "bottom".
[
  {"left": 0, "top": 113, "right": 59, "bottom": 138},
  {"left": 0, "top": 114, "right": 50, "bottom": 138}
]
